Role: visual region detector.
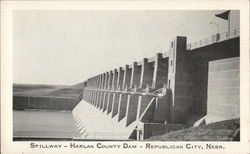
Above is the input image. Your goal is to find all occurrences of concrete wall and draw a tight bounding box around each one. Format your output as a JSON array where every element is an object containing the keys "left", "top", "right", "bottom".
[
  {"left": 166, "top": 37, "right": 240, "bottom": 124},
  {"left": 189, "top": 37, "right": 240, "bottom": 124},
  {"left": 206, "top": 57, "right": 239, "bottom": 123},
  {"left": 76, "top": 34, "right": 240, "bottom": 140},
  {"left": 168, "top": 37, "right": 195, "bottom": 124}
]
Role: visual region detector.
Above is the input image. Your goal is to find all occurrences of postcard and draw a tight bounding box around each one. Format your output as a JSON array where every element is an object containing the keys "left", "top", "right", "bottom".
[{"left": 1, "top": 0, "right": 249, "bottom": 154}]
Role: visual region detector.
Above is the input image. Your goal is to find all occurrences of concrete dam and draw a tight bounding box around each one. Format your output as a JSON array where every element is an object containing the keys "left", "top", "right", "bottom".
[{"left": 72, "top": 29, "right": 240, "bottom": 140}]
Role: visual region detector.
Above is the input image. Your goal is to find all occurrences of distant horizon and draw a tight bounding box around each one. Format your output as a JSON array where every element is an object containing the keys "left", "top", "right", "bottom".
[
  {"left": 14, "top": 10, "right": 239, "bottom": 85},
  {"left": 13, "top": 82, "right": 81, "bottom": 86}
]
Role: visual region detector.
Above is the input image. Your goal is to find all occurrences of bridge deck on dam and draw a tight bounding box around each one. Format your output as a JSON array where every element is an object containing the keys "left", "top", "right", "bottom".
[{"left": 13, "top": 110, "right": 80, "bottom": 140}]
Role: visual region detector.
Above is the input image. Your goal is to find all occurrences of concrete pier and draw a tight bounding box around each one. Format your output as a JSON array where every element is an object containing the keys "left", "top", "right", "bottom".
[
  {"left": 102, "top": 72, "right": 109, "bottom": 112},
  {"left": 118, "top": 65, "right": 131, "bottom": 121},
  {"left": 126, "top": 62, "right": 141, "bottom": 126},
  {"left": 112, "top": 68, "right": 122, "bottom": 117},
  {"left": 106, "top": 71, "right": 113, "bottom": 114}
]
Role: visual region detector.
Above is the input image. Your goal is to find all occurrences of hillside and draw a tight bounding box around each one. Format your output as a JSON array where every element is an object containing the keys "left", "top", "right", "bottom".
[
  {"left": 13, "top": 83, "right": 83, "bottom": 98},
  {"left": 71, "top": 82, "right": 85, "bottom": 90},
  {"left": 13, "top": 83, "right": 84, "bottom": 110},
  {"left": 147, "top": 119, "right": 240, "bottom": 141}
]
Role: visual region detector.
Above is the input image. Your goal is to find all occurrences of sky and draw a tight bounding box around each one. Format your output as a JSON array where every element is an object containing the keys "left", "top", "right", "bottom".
[{"left": 13, "top": 10, "right": 239, "bottom": 85}]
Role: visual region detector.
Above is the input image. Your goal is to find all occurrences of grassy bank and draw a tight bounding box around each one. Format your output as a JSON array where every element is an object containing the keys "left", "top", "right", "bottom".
[
  {"left": 147, "top": 119, "right": 239, "bottom": 141},
  {"left": 13, "top": 82, "right": 84, "bottom": 110},
  {"left": 13, "top": 83, "right": 83, "bottom": 98}
]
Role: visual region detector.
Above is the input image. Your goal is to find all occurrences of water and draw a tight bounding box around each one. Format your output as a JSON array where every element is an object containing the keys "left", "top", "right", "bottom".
[{"left": 13, "top": 110, "right": 80, "bottom": 140}]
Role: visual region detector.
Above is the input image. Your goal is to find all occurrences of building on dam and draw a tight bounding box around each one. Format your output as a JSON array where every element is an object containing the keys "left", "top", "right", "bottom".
[{"left": 72, "top": 28, "right": 240, "bottom": 140}]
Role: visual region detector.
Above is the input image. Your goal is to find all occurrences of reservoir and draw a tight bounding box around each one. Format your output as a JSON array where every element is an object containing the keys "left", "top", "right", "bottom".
[{"left": 13, "top": 110, "right": 80, "bottom": 140}]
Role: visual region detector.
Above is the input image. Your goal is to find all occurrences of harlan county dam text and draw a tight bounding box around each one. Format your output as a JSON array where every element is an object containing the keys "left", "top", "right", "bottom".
[{"left": 30, "top": 143, "right": 225, "bottom": 150}]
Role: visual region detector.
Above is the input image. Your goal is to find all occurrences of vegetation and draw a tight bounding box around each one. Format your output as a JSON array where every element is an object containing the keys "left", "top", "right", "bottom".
[
  {"left": 147, "top": 119, "right": 239, "bottom": 141},
  {"left": 13, "top": 83, "right": 83, "bottom": 98}
]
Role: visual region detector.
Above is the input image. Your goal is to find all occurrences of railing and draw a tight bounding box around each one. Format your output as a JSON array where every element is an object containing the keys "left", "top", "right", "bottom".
[
  {"left": 83, "top": 132, "right": 131, "bottom": 140},
  {"left": 220, "top": 28, "right": 240, "bottom": 41},
  {"left": 83, "top": 85, "right": 168, "bottom": 98},
  {"left": 187, "top": 28, "right": 240, "bottom": 50}
]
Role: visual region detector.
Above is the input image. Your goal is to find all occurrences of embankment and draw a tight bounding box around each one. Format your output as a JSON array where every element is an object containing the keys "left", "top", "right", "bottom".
[{"left": 13, "top": 95, "right": 81, "bottom": 110}]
